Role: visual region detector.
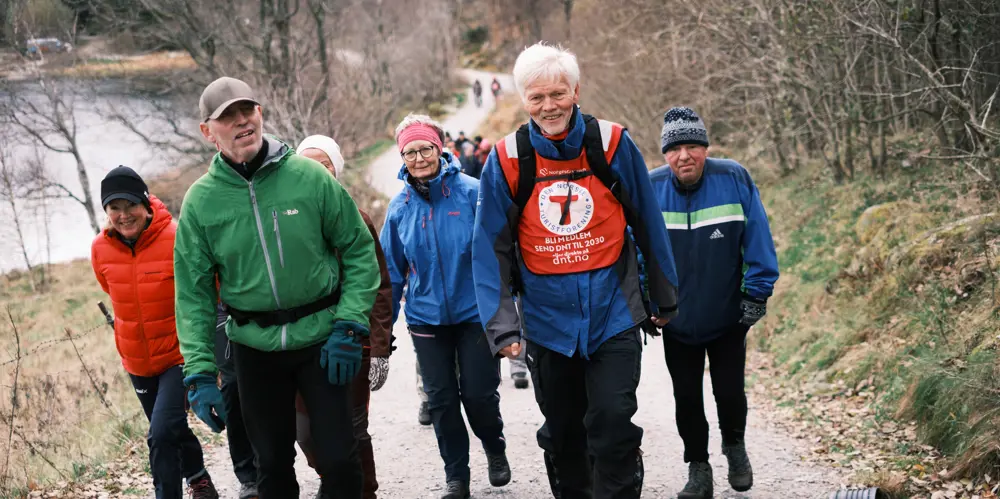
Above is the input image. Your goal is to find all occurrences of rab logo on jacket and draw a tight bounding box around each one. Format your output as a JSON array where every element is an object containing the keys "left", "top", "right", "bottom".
[
  {"left": 538, "top": 182, "right": 594, "bottom": 235},
  {"left": 284, "top": 209, "right": 299, "bottom": 216}
]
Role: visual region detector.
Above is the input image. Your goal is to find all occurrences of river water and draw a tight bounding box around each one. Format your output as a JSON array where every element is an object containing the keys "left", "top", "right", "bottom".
[{"left": 0, "top": 82, "right": 196, "bottom": 273}]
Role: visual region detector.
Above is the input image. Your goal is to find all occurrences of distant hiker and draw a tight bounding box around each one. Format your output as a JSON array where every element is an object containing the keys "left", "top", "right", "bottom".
[
  {"left": 648, "top": 106, "right": 779, "bottom": 498},
  {"left": 174, "top": 76, "right": 380, "bottom": 499},
  {"left": 90, "top": 166, "right": 219, "bottom": 499},
  {"left": 458, "top": 141, "right": 482, "bottom": 179},
  {"left": 472, "top": 79, "right": 483, "bottom": 107},
  {"left": 474, "top": 138, "right": 492, "bottom": 166},
  {"left": 454, "top": 131, "right": 469, "bottom": 152},
  {"left": 490, "top": 77, "right": 501, "bottom": 98},
  {"left": 212, "top": 302, "right": 259, "bottom": 499},
  {"left": 381, "top": 114, "right": 510, "bottom": 499},
  {"left": 296, "top": 134, "right": 395, "bottom": 499},
  {"left": 472, "top": 42, "right": 679, "bottom": 499}
]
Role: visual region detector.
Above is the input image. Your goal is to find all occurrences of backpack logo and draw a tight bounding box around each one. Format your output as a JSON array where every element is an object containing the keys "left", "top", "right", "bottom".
[
  {"left": 283, "top": 209, "right": 299, "bottom": 216},
  {"left": 709, "top": 228, "right": 724, "bottom": 240},
  {"left": 538, "top": 182, "right": 594, "bottom": 235}
]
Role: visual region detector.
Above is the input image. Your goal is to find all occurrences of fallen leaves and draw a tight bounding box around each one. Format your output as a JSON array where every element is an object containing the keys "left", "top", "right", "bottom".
[{"left": 750, "top": 351, "right": 998, "bottom": 499}]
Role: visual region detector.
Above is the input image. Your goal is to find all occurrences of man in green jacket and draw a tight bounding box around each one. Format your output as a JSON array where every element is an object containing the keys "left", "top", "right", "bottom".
[{"left": 174, "top": 76, "right": 379, "bottom": 499}]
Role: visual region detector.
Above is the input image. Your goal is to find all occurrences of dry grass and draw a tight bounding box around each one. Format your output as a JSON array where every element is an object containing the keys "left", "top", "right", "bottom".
[
  {"left": 0, "top": 261, "right": 149, "bottom": 494},
  {"left": 474, "top": 95, "right": 527, "bottom": 142},
  {"left": 51, "top": 52, "right": 196, "bottom": 79}
]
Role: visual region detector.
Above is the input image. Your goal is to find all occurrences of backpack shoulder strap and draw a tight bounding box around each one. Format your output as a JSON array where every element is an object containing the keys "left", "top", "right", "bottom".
[{"left": 512, "top": 123, "right": 535, "bottom": 213}]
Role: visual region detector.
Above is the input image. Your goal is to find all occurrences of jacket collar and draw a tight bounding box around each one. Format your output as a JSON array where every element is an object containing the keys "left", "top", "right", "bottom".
[
  {"left": 103, "top": 195, "right": 172, "bottom": 252},
  {"left": 209, "top": 135, "right": 291, "bottom": 185},
  {"left": 528, "top": 106, "right": 585, "bottom": 161},
  {"left": 398, "top": 151, "right": 461, "bottom": 204}
]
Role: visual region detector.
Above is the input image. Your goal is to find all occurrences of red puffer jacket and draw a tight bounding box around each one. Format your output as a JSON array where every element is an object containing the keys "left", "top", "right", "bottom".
[{"left": 91, "top": 195, "right": 185, "bottom": 377}]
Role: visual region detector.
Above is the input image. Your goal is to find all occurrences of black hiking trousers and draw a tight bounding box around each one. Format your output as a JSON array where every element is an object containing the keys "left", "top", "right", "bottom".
[
  {"left": 663, "top": 322, "right": 750, "bottom": 463},
  {"left": 214, "top": 313, "right": 258, "bottom": 486},
  {"left": 232, "top": 341, "right": 361, "bottom": 499},
  {"left": 526, "top": 327, "right": 644, "bottom": 499}
]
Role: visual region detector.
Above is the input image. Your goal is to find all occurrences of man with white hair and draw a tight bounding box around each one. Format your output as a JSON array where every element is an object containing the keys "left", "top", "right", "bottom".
[{"left": 472, "top": 43, "right": 680, "bottom": 498}]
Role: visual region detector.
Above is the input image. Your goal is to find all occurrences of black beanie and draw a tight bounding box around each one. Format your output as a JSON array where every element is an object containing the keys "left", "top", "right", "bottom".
[{"left": 101, "top": 166, "right": 149, "bottom": 208}]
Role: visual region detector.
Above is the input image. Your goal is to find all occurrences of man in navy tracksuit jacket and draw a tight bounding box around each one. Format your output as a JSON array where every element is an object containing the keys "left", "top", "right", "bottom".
[{"left": 649, "top": 107, "right": 779, "bottom": 499}]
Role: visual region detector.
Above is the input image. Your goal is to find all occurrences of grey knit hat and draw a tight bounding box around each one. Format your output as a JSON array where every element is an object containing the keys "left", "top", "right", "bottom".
[{"left": 660, "top": 107, "right": 709, "bottom": 153}]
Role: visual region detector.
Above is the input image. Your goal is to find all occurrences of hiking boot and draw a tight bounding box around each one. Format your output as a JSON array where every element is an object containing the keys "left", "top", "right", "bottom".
[
  {"left": 418, "top": 401, "right": 431, "bottom": 426},
  {"left": 722, "top": 442, "right": 754, "bottom": 492},
  {"left": 486, "top": 451, "right": 511, "bottom": 486},
  {"left": 188, "top": 474, "right": 219, "bottom": 499},
  {"left": 441, "top": 480, "right": 470, "bottom": 499},
  {"left": 238, "top": 482, "right": 258, "bottom": 499},
  {"left": 512, "top": 372, "right": 529, "bottom": 389},
  {"left": 677, "top": 461, "right": 713, "bottom": 499}
]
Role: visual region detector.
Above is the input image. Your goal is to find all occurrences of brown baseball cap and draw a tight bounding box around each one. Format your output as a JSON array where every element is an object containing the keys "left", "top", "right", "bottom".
[{"left": 199, "top": 77, "right": 259, "bottom": 122}]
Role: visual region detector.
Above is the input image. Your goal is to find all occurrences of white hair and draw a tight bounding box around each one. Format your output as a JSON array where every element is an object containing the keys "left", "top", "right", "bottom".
[
  {"left": 512, "top": 42, "right": 581, "bottom": 101},
  {"left": 394, "top": 113, "right": 445, "bottom": 142}
]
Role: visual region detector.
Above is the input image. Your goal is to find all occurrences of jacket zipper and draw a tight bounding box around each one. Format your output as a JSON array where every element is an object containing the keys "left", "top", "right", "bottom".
[
  {"left": 426, "top": 205, "right": 453, "bottom": 324},
  {"left": 130, "top": 248, "right": 152, "bottom": 366},
  {"left": 272, "top": 210, "right": 286, "bottom": 268},
  {"left": 248, "top": 179, "right": 288, "bottom": 349}
]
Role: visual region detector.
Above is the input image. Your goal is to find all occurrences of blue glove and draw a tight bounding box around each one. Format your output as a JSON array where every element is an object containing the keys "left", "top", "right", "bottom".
[
  {"left": 320, "top": 321, "right": 369, "bottom": 385},
  {"left": 184, "top": 374, "right": 227, "bottom": 433}
]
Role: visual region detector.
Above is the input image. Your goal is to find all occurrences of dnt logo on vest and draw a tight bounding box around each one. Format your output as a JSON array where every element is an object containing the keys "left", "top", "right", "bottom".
[{"left": 537, "top": 181, "right": 594, "bottom": 235}]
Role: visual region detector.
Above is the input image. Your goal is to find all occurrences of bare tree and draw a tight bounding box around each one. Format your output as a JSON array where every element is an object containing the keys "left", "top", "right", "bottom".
[
  {"left": 0, "top": 76, "right": 100, "bottom": 234},
  {"left": 0, "top": 133, "right": 36, "bottom": 291}
]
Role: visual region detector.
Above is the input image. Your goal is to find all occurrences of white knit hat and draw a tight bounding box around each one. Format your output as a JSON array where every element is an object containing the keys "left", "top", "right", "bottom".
[{"left": 296, "top": 135, "right": 345, "bottom": 177}]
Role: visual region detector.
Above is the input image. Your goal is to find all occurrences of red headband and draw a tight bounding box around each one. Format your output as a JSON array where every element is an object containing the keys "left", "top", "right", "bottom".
[{"left": 397, "top": 124, "right": 444, "bottom": 154}]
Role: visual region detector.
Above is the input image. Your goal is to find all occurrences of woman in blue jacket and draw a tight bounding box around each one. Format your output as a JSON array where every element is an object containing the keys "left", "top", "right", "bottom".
[{"left": 380, "top": 114, "right": 510, "bottom": 499}]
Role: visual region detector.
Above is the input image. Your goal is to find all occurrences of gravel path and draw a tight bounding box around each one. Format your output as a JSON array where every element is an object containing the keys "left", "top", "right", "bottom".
[
  {"left": 202, "top": 321, "right": 845, "bottom": 498},
  {"left": 201, "top": 70, "right": 846, "bottom": 498}
]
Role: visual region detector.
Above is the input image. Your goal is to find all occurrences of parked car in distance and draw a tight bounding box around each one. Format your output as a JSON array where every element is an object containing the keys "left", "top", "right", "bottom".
[{"left": 23, "top": 38, "right": 73, "bottom": 59}]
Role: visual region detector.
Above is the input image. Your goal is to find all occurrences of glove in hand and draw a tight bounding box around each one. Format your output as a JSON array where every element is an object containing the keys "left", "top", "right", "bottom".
[
  {"left": 739, "top": 294, "right": 767, "bottom": 327},
  {"left": 369, "top": 356, "right": 390, "bottom": 391},
  {"left": 184, "top": 373, "right": 227, "bottom": 433},
  {"left": 320, "top": 321, "right": 368, "bottom": 385}
]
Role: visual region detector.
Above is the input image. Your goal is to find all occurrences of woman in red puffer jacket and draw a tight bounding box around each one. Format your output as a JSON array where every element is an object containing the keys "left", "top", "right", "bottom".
[{"left": 90, "top": 166, "right": 219, "bottom": 499}]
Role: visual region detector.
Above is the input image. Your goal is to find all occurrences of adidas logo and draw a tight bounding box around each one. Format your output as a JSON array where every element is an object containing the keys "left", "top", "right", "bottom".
[{"left": 709, "top": 228, "right": 724, "bottom": 240}]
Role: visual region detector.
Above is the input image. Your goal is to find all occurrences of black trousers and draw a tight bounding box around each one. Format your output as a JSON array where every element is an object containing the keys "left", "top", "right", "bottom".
[
  {"left": 526, "top": 328, "right": 644, "bottom": 499},
  {"left": 214, "top": 323, "right": 258, "bottom": 486},
  {"left": 128, "top": 365, "right": 206, "bottom": 499},
  {"left": 663, "top": 323, "right": 749, "bottom": 463},
  {"left": 232, "top": 341, "right": 361, "bottom": 499},
  {"left": 410, "top": 323, "right": 505, "bottom": 483}
]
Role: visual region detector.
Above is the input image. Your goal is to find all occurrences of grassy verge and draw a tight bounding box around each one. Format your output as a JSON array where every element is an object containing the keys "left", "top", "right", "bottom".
[
  {"left": 753, "top": 143, "right": 1000, "bottom": 494},
  {"left": 474, "top": 94, "right": 527, "bottom": 140}
]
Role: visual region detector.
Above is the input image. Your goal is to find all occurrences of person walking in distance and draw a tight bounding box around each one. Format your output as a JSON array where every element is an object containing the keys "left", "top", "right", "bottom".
[
  {"left": 472, "top": 43, "right": 680, "bottom": 499},
  {"left": 472, "top": 79, "right": 483, "bottom": 108},
  {"left": 174, "top": 76, "right": 380, "bottom": 499},
  {"left": 90, "top": 166, "right": 219, "bottom": 499},
  {"left": 382, "top": 114, "right": 511, "bottom": 499},
  {"left": 490, "top": 77, "right": 501, "bottom": 98},
  {"left": 648, "top": 107, "right": 779, "bottom": 498},
  {"left": 295, "top": 134, "right": 395, "bottom": 499}
]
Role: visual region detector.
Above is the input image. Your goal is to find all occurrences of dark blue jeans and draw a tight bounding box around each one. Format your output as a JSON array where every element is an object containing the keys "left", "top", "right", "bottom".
[
  {"left": 128, "top": 365, "right": 207, "bottom": 499},
  {"left": 410, "top": 322, "right": 505, "bottom": 483}
]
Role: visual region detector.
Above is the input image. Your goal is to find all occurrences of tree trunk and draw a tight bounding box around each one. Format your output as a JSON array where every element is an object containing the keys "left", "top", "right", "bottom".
[
  {"left": 71, "top": 148, "right": 100, "bottom": 234},
  {"left": 563, "top": 0, "right": 573, "bottom": 40},
  {"left": 309, "top": 0, "right": 329, "bottom": 109}
]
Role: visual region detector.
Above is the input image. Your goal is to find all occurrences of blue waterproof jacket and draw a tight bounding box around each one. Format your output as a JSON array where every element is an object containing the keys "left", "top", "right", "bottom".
[
  {"left": 649, "top": 158, "right": 779, "bottom": 344},
  {"left": 473, "top": 109, "right": 679, "bottom": 359},
  {"left": 380, "top": 152, "right": 480, "bottom": 326}
]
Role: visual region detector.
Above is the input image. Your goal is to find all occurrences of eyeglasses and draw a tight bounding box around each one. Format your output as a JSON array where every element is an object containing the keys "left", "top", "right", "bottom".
[{"left": 401, "top": 145, "right": 437, "bottom": 162}]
